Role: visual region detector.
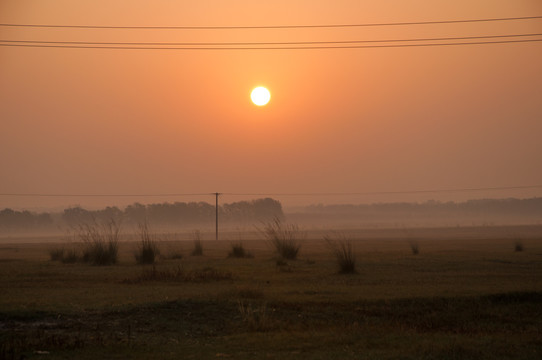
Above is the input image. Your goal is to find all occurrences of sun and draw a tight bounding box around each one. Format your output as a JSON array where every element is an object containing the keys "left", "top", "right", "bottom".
[{"left": 251, "top": 86, "right": 271, "bottom": 106}]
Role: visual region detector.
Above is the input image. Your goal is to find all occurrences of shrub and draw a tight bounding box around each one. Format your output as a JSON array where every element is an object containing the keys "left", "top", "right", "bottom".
[
  {"left": 134, "top": 222, "right": 160, "bottom": 264},
  {"left": 325, "top": 234, "right": 357, "bottom": 274},
  {"left": 228, "top": 242, "right": 253, "bottom": 258},
  {"left": 262, "top": 217, "right": 304, "bottom": 260},
  {"left": 514, "top": 241, "right": 524, "bottom": 252},
  {"left": 191, "top": 230, "right": 203, "bottom": 256},
  {"left": 78, "top": 219, "right": 120, "bottom": 266}
]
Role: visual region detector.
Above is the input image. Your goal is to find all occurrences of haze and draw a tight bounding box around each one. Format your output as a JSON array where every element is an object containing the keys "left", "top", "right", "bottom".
[{"left": 1, "top": 1, "right": 541, "bottom": 210}]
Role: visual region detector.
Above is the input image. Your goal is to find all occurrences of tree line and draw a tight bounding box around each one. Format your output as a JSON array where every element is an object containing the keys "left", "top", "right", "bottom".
[
  {"left": 0, "top": 208, "right": 54, "bottom": 232},
  {"left": 302, "top": 198, "right": 542, "bottom": 217},
  {"left": 0, "top": 198, "right": 284, "bottom": 232},
  {"left": 296, "top": 197, "right": 542, "bottom": 226}
]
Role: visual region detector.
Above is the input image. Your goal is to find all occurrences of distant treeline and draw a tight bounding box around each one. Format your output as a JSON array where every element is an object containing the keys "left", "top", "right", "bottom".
[
  {"left": 0, "top": 208, "right": 54, "bottom": 232},
  {"left": 303, "top": 198, "right": 542, "bottom": 215},
  {"left": 294, "top": 197, "right": 542, "bottom": 227},
  {"left": 62, "top": 198, "right": 283, "bottom": 226},
  {"left": 0, "top": 198, "right": 283, "bottom": 232},
  {"left": 2, "top": 197, "right": 542, "bottom": 233}
]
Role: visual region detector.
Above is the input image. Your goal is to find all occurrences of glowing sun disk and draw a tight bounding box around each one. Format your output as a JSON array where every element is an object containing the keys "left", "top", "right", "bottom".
[{"left": 251, "top": 87, "right": 271, "bottom": 106}]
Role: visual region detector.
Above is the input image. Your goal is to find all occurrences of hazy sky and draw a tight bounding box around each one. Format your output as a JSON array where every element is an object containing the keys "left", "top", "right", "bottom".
[{"left": 1, "top": 1, "right": 541, "bottom": 209}]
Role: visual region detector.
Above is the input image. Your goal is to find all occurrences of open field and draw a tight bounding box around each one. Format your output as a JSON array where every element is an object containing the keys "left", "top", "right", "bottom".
[{"left": 1, "top": 226, "right": 542, "bottom": 359}]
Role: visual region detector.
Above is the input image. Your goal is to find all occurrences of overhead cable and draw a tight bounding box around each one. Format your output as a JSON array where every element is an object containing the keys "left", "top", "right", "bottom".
[
  {"left": 2, "top": 38, "right": 542, "bottom": 50},
  {"left": 1, "top": 32, "right": 541, "bottom": 47},
  {"left": 1, "top": 185, "right": 541, "bottom": 198},
  {"left": 1, "top": 15, "right": 541, "bottom": 30}
]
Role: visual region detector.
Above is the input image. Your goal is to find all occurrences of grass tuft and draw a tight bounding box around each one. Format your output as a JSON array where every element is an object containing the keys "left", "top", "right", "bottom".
[
  {"left": 134, "top": 221, "right": 160, "bottom": 265},
  {"left": 228, "top": 242, "right": 253, "bottom": 258},
  {"left": 325, "top": 234, "right": 357, "bottom": 274},
  {"left": 78, "top": 219, "right": 120, "bottom": 266},
  {"left": 261, "top": 217, "right": 304, "bottom": 260}
]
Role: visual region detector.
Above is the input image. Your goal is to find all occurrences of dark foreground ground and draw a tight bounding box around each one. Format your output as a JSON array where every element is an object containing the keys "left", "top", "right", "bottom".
[{"left": 2, "top": 292, "right": 542, "bottom": 359}]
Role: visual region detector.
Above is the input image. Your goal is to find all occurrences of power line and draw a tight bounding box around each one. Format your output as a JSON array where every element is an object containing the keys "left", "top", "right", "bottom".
[
  {"left": 223, "top": 185, "right": 542, "bottom": 197},
  {"left": 0, "top": 193, "right": 213, "bottom": 197},
  {"left": 1, "top": 185, "right": 541, "bottom": 198},
  {"left": 2, "top": 38, "right": 541, "bottom": 50},
  {"left": 2, "top": 32, "right": 540, "bottom": 47},
  {"left": 1, "top": 15, "right": 541, "bottom": 30}
]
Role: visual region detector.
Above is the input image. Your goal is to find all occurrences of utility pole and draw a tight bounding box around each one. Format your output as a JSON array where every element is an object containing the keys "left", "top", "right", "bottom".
[{"left": 215, "top": 192, "right": 220, "bottom": 241}]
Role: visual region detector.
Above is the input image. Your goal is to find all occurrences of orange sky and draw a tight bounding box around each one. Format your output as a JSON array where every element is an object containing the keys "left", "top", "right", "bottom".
[{"left": 1, "top": 1, "right": 542, "bottom": 209}]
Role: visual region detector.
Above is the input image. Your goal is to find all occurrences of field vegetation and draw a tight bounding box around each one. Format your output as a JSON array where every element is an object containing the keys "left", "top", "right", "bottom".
[
  {"left": 134, "top": 222, "right": 160, "bottom": 265},
  {"left": 228, "top": 242, "right": 253, "bottom": 259},
  {"left": 324, "top": 233, "right": 357, "bottom": 274},
  {"left": 1, "top": 226, "right": 541, "bottom": 359},
  {"left": 262, "top": 217, "right": 305, "bottom": 260}
]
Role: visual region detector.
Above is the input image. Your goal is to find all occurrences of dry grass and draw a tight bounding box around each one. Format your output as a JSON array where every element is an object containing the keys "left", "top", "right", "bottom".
[
  {"left": 261, "top": 217, "right": 305, "bottom": 260},
  {"left": 134, "top": 222, "right": 160, "bottom": 265},
  {"left": 4, "top": 233, "right": 541, "bottom": 308},
  {"left": 228, "top": 241, "right": 253, "bottom": 258},
  {"left": 324, "top": 234, "right": 357, "bottom": 274},
  {"left": 77, "top": 219, "right": 120, "bottom": 266},
  {"left": 1, "top": 228, "right": 542, "bottom": 359}
]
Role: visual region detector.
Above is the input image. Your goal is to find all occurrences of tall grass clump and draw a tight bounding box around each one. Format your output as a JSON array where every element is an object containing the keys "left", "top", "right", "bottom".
[
  {"left": 228, "top": 242, "right": 253, "bottom": 258},
  {"left": 325, "top": 234, "right": 357, "bottom": 274},
  {"left": 191, "top": 230, "right": 203, "bottom": 256},
  {"left": 78, "top": 219, "right": 120, "bottom": 266},
  {"left": 261, "top": 217, "right": 304, "bottom": 260},
  {"left": 135, "top": 221, "right": 160, "bottom": 264}
]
